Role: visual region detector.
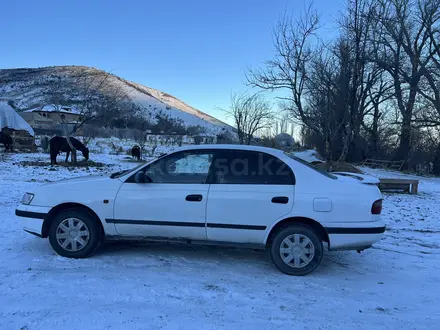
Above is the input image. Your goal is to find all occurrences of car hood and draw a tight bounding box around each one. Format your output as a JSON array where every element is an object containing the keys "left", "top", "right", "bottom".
[
  {"left": 28, "top": 174, "right": 123, "bottom": 207},
  {"left": 44, "top": 175, "right": 111, "bottom": 186}
]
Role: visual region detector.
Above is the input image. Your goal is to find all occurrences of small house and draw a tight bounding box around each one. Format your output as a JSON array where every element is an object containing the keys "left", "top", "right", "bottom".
[
  {"left": 193, "top": 134, "right": 216, "bottom": 144},
  {"left": 19, "top": 111, "right": 55, "bottom": 129},
  {"left": 25, "top": 104, "right": 81, "bottom": 124}
]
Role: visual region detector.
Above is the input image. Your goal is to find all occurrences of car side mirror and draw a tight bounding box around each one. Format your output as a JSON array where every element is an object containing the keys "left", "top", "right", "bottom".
[
  {"left": 134, "top": 171, "right": 152, "bottom": 184},
  {"left": 168, "top": 162, "right": 176, "bottom": 173}
]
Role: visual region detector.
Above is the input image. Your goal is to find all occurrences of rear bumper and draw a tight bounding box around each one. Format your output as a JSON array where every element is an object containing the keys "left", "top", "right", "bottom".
[
  {"left": 15, "top": 205, "right": 51, "bottom": 237},
  {"left": 325, "top": 221, "right": 385, "bottom": 251}
]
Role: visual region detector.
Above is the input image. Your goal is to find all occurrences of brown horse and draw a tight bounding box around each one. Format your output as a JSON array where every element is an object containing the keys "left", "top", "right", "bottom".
[
  {"left": 0, "top": 132, "right": 13, "bottom": 152},
  {"left": 50, "top": 136, "right": 89, "bottom": 165},
  {"left": 131, "top": 145, "right": 141, "bottom": 160}
]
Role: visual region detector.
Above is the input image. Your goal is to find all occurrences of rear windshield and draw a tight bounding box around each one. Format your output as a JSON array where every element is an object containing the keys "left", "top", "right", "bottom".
[{"left": 284, "top": 152, "right": 337, "bottom": 179}]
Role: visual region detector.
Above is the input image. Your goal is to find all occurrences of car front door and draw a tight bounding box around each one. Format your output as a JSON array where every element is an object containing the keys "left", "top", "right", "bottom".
[
  {"left": 112, "top": 150, "right": 215, "bottom": 239},
  {"left": 206, "top": 150, "right": 295, "bottom": 244}
]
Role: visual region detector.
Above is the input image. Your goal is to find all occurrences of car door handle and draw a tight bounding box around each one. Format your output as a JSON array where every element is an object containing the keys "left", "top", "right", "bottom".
[
  {"left": 186, "top": 194, "right": 203, "bottom": 202},
  {"left": 272, "top": 196, "right": 289, "bottom": 204}
]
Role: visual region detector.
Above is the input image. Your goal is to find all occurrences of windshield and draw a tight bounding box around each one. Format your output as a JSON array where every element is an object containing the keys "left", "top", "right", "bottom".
[
  {"left": 110, "top": 162, "right": 147, "bottom": 179},
  {"left": 110, "top": 153, "right": 171, "bottom": 179},
  {"left": 284, "top": 152, "right": 337, "bottom": 180}
]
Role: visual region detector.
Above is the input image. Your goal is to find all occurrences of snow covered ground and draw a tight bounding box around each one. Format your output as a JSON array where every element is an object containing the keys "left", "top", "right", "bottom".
[{"left": 1, "top": 153, "right": 439, "bottom": 329}]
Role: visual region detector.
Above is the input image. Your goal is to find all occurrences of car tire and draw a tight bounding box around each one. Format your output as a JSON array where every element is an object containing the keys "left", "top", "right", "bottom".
[
  {"left": 270, "top": 224, "right": 324, "bottom": 276},
  {"left": 48, "top": 208, "right": 102, "bottom": 258}
]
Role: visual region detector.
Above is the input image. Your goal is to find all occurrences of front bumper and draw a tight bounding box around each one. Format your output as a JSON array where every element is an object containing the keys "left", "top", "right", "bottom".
[
  {"left": 15, "top": 204, "right": 51, "bottom": 237},
  {"left": 324, "top": 220, "right": 386, "bottom": 251}
]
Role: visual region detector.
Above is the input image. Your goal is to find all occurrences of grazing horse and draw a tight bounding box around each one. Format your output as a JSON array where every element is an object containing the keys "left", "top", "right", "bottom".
[
  {"left": 131, "top": 145, "right": 141, "bottom": 161},
  {"left": 0, "top": 132, "right": 13, "bottom": 152},
  {"left": 50, "top": 136, "right": 89, "bottom": 165}
]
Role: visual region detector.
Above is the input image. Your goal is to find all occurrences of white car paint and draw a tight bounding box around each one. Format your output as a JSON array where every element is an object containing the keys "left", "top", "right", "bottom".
[
  {"left": 333, "top": 172, "right": 380, "bottom": 185},
  {"left": 206, "top": 184, "right": 295, "bottom": 243},
  {"left": 16, "top": 144, "right": 385, "bottom": 254},
  {"left": 113, "top": 183, "right": 209, "bottom": 239}
]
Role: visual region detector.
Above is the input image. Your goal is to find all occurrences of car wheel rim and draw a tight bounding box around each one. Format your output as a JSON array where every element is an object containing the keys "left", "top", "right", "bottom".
[
  {"left": 279, "top": 234, "right": 315, "bottom": 268},
  {"left": 56, "top": 218, "right": 90, "bottom": 252}
]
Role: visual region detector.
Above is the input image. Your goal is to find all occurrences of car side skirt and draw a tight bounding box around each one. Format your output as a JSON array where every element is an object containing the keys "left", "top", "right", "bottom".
[
  {"left": 105, "top": 219, "right": 267, "bottom": 231},
  {"left": 104, "top": 235, "right": 266, "bottom": 249}
]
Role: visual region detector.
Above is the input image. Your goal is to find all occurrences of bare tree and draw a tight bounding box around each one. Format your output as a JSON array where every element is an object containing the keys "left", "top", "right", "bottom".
[
  {"left": 334, "top": 0, "right": 390, "bottom": 161},
  {"left": 370, "top": 0, "right": 439, "bottom": 163},
  {"left": 278, "top": 112, "right": 290, "bottom": 134},
  {"left": 45, "top": 68, "right": 132, "bottom": 164},
  {"left": 224, "top": 92, "right": 274, "bottom": 145},
  {"left": 413, "top": 0, "right": 440, "bottom": 172},
  {"left": 71, "top": 70, "right": 132, "bottom": 133},
  {"left": 133, "top": 129, "right": 148, "bottom": 160},
  {"left": 247, "top": 2, "right": 374, "bottom": 160},
  {"left": 247, "top": 4, "right": 320, "bottom": 135},
  {"left": 176, "top": 135, "right": 184, "bottom": 147},
  {"left": 80, "top": 125, "right": 98, "bottom": 146},
  {"left": 361, "top": 76, "right": 395, "bottom": 157},
  {"left": 268, "top": 112, "right": 292, "bottom": 137},
  {"left": 247, "top": 0, "right": 438, "bottom": 166},
  {"left": 290, "top": 0, "right": 387, "bottom": 161}
]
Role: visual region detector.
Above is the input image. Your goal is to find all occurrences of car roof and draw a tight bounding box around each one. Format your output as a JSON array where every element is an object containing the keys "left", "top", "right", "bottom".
[{"left": 170, "top": 144, "right": 285, "bottom": 156}]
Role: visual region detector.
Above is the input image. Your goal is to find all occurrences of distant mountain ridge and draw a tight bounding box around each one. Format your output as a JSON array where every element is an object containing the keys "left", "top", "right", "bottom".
[{"left": 0, "top": 65, "right": 232, "bottom": 134}]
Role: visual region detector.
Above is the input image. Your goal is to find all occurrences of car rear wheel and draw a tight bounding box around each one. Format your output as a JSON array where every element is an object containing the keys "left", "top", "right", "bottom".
[
  {"left": 270, "top": 224, "right": 323, "bottom": 276},
  {"left": 48, "top": 209, "right": 101, "bottom": 258}
]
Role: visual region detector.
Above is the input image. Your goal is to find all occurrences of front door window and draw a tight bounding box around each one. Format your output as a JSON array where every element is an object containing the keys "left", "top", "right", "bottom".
[{"left": 145, "top": 151, "right": 214, "bottom": 184}]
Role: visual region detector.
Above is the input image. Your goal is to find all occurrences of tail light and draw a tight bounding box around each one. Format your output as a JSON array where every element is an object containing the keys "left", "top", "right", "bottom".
[{"left": 371, "top": 199, "right": 383, "bottom": 215}]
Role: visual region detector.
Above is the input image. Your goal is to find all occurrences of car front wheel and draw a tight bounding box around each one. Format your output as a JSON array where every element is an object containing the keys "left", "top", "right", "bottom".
[
  {"left": 48, "top": 209, "right": 101, "bottom": 258},
  {"left": 270, "top": 224, "right": 324, "bottom": 276}
]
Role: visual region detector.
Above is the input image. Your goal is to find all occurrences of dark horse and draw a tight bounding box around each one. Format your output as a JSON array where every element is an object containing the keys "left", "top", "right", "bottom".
[
  {"left": 131, "top": 145, "right": 141, "bottom": 161},
  {"left": 0, "top": 132, "right": 13, "bottom": 152},
  {"left": 50, "top": 136, "right": 89, "bottom": 165}
]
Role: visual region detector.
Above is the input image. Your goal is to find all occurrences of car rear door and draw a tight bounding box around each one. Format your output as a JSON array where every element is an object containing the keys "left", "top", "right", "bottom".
[
  {"left": 112, "top": 150, "right": 215, "bottom": 239},
  {"left": 206, "top": 150, "right": 295, "bottom": 244}
]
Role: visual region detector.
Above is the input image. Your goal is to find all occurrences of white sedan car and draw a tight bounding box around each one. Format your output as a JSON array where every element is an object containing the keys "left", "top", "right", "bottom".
[{"left": 16, "top": 145, "right": 385, "bottom": 275}]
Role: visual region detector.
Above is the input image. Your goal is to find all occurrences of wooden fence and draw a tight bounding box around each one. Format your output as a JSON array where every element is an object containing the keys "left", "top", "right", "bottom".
[
  {"left": 11, "top": 131, "right": 36, "bottom": 152},
  {"left": 361, "top": 159, "right": 405, "bottom": 171}
]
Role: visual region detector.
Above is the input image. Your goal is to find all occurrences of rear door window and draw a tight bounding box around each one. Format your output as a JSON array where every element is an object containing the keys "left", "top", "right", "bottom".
[{"left": 210, "top": 150, "right": 294, "bottom": 185}]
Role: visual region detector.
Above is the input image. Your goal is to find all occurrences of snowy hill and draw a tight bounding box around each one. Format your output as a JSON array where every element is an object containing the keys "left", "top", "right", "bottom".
[{"left": 0, "top": 66, "right": 232, "bottom": 134}]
